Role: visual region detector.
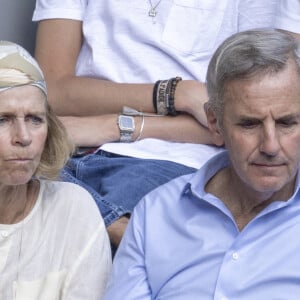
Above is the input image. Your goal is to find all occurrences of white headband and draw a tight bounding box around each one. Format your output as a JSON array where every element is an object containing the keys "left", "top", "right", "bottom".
[{"left": 0, "top": 40, "right": 47, "bottom": 95}]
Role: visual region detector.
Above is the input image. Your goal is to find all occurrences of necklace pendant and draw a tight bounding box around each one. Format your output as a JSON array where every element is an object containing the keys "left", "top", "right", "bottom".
[{"left": 148, "top": 8, "right": 157, "bottom": 17}]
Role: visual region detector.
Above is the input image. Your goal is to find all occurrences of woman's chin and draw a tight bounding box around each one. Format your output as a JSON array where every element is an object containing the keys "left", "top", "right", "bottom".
[{"left": 1, "top": 173, "right": 35, "bottom": 186}]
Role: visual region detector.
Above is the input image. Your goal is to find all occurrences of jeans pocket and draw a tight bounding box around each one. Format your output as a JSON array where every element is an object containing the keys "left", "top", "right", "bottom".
[{"left": 162, "top": 0, "right": 228, "bottom": 54}]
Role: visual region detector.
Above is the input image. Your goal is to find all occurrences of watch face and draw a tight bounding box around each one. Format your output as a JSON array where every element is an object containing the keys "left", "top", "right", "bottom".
[{"left": 119, "top": 115, "right": 134, "bottom": 130}]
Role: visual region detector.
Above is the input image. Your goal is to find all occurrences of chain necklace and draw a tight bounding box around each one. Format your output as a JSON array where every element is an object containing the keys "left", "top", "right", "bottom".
[{"left": 147, "top": 0, "right": 163, "bottom": 24}]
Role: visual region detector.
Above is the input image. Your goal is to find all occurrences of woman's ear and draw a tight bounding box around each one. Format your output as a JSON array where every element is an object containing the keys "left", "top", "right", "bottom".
[{"left": 205, "top": 104, "right": 224, "bottom": 147}]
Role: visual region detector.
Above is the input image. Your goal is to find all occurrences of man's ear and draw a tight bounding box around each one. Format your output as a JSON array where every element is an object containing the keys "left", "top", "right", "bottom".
[{"left": 205, "top": 104, "right": 224, "bottom": 147}]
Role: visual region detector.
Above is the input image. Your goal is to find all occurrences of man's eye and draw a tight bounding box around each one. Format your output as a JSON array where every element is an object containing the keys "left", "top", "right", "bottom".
[
  {"left": 238, "top": 121, "right": 258, "bottom": 129},
  {"left": 278, "top": 120, "right": 298, "bottom": 128}
]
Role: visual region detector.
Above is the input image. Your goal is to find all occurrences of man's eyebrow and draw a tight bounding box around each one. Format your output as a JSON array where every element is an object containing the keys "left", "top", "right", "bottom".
[
  {"left": 237, "top": 115, "right": 261, "bottom": 121},
  {"left": 276, "top": 114, "right": 300, "bottom": 121}
]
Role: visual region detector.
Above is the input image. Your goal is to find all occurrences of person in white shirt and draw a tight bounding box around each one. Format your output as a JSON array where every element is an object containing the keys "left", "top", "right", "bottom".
[
  {"left": 276, "top": 0, "right": 300, "bottom": 39},
  {"left": 32, "top": 1, "right": 278, "bottom": 247},
  {"left": 0, "top": 41, "right": 111, "bottom": 299}
]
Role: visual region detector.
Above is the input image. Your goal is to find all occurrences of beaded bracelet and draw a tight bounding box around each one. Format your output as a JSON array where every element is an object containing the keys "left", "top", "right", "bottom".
[
  {"left": 166, "top": 76, "right": 182, "bottom": 116},
  {"left": 153, "top": 80, "right": 160, "bottom": 113},
  {"left": 152, "top": 77, "right": 182, "bottom": 116}
]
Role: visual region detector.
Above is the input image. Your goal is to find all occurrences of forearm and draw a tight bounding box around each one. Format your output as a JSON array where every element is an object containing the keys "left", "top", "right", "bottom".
[
  {"left": 60, "top": 113, "right": 213, "bottom": 147},
  {"left": 141, "top": 113, "right": 212, "bottom": 144},
  {"left": 47, "top": 76, "right": 155, "bottom": 116},
  {"left": 45, "top": 73, "right": 209, "bottom": 123}
]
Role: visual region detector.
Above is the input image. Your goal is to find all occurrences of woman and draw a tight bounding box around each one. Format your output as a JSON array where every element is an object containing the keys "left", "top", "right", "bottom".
[{"left": 0, "top": 41, "right": 111, "bottom": 299}]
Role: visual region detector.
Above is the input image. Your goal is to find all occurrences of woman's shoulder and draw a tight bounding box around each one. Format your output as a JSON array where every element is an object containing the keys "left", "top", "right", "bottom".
[
  {"left": 40, "top": 179, "right": 93, "bottom": 198},
  {"left": 41, "top": 179, "right": 90, "bottom": 193},
  {"left": 39, "top": 179, "right": 101, "bottom": 221}
]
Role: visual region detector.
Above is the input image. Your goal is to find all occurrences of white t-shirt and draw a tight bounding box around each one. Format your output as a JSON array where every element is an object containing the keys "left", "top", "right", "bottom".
[
  {"left": 33, "top": 1, "right": 277, "bottom": 169},
  {"left": 275, "top": 0, "right": 300, "bottom": 34},
  {"left": 0, "top": 180, "right": 111, "bottom": 300}
]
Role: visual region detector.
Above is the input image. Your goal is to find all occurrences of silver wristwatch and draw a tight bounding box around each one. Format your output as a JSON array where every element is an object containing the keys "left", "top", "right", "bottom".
[{"left": 117, "top": 115, "right": 135, "bottom": 142}]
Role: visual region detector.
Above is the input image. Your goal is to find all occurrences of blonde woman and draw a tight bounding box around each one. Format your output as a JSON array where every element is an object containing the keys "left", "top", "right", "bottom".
[{"left": 0, "top": 41, "right": 111, "bottom": 300}]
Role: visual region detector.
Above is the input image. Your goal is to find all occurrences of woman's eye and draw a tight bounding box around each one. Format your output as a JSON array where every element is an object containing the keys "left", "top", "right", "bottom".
[
  {"left": 0, "top": 116, "right": 10, "bottom": 125},
  {"left": 26, "top": 115, "right": 44, "bottom": 125}
]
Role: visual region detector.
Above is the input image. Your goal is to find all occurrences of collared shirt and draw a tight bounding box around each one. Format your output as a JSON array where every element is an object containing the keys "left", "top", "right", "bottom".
[{"left": 104, "top": 151, "right": 300, "bottom": 300}]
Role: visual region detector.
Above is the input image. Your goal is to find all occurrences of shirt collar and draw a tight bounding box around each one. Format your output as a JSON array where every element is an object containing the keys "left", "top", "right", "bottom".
[{"left": 184, "top": 150, "right": 300, "bottom": 206}]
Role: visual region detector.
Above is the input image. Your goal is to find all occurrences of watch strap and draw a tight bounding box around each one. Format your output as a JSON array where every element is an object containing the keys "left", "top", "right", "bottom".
[{"left": 120, "top": 131, "right": 134, "bottom": 142}]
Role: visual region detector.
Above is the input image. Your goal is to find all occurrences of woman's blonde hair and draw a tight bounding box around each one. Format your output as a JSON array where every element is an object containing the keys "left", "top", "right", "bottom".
[{"left": 36, "top": 101, "right": 74, "bottom": 180}]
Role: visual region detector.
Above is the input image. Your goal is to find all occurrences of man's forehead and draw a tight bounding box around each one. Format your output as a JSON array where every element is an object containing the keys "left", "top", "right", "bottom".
[
  {"left": 222, "top": 74, "right": 300, "bottom": 120},
  {"left": 224, "top": 66, "right": 300, "bottom": 99}
]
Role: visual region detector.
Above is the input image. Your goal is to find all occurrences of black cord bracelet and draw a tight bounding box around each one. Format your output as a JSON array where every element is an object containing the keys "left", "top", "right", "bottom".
[{"left": 152, "top": 80, "right": 160, "bottom": 113}]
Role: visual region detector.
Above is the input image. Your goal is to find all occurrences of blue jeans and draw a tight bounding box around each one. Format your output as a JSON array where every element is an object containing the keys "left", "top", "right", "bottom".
[{"left": 60, "top": 150, "right": 196, "bottom": 226}]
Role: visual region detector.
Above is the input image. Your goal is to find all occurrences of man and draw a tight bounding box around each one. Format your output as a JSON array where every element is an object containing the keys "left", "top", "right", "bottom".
[{"left": 104, "top": 29, "right": 300, "bottom": 299}]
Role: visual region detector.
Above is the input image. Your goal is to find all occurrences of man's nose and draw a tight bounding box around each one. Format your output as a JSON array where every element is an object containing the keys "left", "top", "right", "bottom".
[{"left": 259, "top": 124, "right": 280, "bottom": 157}]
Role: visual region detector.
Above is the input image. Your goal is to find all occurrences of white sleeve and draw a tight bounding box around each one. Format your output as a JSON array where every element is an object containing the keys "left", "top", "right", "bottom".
[
  {"left": 32, "top": 0, "right": 87, "bottom": 21},
  {"left": 275, "top": 0, "right": 300, "bottom": 34},
  {"left": 103, "top": 199, "right": 152, "bottom": 300}
]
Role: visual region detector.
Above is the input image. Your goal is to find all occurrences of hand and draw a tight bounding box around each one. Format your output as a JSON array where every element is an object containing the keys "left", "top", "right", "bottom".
[
  {"left": 175, "top": 80, "right": 208, "bottom": 127},
  {"left": 59, "top": 115, "right": 119, "bottom": 147}
]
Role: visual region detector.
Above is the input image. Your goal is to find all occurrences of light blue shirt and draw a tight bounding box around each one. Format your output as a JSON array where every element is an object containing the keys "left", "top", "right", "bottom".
[{"left": 104, "top": 151, "right": 300, "bottom": 300}]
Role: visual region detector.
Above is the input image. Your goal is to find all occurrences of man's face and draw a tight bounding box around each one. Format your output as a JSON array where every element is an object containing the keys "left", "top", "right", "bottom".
[{"left": 218, "top": 61, "right": 300, "bottom": 196}]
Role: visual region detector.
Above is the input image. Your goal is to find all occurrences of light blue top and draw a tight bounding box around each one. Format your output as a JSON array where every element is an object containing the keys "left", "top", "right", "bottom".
[{"left": 104, "top": 151, "right": 300, "bottom": 300}]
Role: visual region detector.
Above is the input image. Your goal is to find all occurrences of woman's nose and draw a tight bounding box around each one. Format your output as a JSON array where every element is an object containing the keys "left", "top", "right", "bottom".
[{"left": 12, "top": 119, "right": 32, "bottom": 146}]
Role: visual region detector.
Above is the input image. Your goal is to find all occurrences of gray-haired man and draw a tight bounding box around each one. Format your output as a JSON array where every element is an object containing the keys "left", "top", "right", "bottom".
[{"left": 104, "top": 29, "right": 300, "bottom": 300}]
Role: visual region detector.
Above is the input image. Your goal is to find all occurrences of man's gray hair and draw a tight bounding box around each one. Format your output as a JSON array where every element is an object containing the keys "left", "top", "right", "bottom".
[{"left": 206, "top": 29, "right": 300, "bottom": 118}]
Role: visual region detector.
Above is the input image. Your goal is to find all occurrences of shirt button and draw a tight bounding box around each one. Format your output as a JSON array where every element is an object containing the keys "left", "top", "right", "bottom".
[
  {"left": 232, "top": 252, "right": 239, "bottom": 260},
  {"left": 1, "top": 231, "right": 9, "bottom": 238}
]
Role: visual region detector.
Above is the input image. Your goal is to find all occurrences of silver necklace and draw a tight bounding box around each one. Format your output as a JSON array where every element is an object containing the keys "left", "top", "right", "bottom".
[{"left": 147, "top": 0, "right": 163, "bottom": 23}]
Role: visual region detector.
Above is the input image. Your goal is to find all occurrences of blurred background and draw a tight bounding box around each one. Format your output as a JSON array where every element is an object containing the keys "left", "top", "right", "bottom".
[{"left": 0, "top": 0, "right": 37, "bottom": 54}]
